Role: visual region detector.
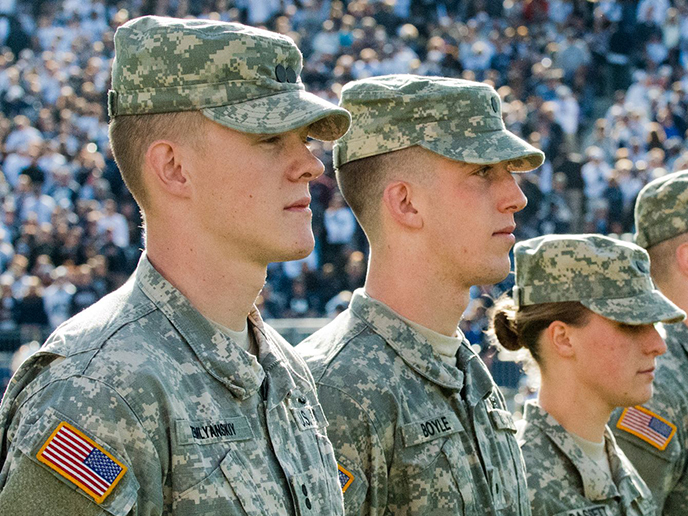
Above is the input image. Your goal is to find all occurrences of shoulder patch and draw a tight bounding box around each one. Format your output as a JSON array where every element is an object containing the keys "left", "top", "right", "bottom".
[
  {"left": 36, "top": 421, "right": 128, "bottom": 504},
  {"left": 616, "top": 406, "right": 676, "bottom": 451},
  {"left": 337, "top": 463, "right": 354, "bottom": 493}
]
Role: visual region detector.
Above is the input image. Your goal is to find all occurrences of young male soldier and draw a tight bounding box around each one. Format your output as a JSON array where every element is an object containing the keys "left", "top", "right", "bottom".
[
  {"left": 610, "top": 170, "right": 688, "bottom": 514},
  {"left": 296, "top": 75, "right": 544, "bottom": 515},
  {"left": 0, "top": 16, "right": 351, "bottom": 515}
]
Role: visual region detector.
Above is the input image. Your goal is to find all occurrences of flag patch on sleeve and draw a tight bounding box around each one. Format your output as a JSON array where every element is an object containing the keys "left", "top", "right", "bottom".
[
  {"left": 337, "top": 463, "right": 354, "bottom": 493},
  {"left": 616, "top": 406, "right": 676, "bottom": 451},
  {"left": 36, "top": 421, "right": 127, "bottom": 504}
]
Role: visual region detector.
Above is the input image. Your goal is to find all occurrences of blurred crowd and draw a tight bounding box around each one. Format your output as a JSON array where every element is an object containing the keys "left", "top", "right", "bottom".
[{"left": 0, "top": 0, "right": 686, "bottom": 388}]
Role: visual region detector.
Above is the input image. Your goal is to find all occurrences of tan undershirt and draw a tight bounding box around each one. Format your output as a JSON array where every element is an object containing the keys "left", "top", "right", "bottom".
[
  {"left": 209, "top": 318, "right": 258, "bottom": 356},
  {"left": 570, "top": 432, "right": 612, "bottom": 479}
]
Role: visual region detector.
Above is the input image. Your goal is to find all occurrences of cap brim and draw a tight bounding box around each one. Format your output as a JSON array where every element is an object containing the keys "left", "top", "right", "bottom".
[
  {"left": 581, "top": 289, "right": 686, "bottom": 325},
  {"left": 421, "top": 128, "right": 545, "bottom": 172},
  {"left": 202, "top": 90, "right": 351, "bottom": 141}
]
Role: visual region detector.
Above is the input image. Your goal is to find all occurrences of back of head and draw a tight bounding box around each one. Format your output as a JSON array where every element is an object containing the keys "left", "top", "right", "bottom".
[
  {"left": 490, "top": 234, "right": 685, "bottom": 362},
  {"left": 333, "top": 74, "right": 544, "bottom": 236},
  {"left": 108, "top": 15, "right": 351, "bottom": 209},
  {"left": 634, "top": 169, "right": 688, "bottom": 250}
]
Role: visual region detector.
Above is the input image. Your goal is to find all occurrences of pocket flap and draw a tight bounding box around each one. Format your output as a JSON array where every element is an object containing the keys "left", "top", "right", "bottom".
[{"left": 489, "top": 408, "right": 517, "bottom": 432}]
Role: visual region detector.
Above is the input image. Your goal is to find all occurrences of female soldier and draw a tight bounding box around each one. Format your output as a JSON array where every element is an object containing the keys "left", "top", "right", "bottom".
[{"left": 490, "top": 234, "right": 685, "bottom": 516}]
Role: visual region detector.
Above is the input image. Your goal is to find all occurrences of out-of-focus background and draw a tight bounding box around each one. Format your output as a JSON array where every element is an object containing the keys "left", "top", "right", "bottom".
[{"left": 0, "top": 0, "right": 684, "bottom": 413}]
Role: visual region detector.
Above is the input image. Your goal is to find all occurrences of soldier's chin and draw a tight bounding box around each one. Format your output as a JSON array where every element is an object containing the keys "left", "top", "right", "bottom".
[
  {"left": 273, "top": 241, "right": 315, "bottom": 263},
  {"left": 474, "top": 259, "right": 511, "bottom": 286}
]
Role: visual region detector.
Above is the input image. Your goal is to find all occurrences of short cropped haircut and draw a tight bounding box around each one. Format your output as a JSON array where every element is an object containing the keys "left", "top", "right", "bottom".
[
  {"left": 108, "top": 111, "right": 207, "bottom": 210},
  {"left": 647, "top": 232, "right": 688, "bottom": 287},
  {"left": 335, "top": 146, "right": 430, "bottom": 237}
]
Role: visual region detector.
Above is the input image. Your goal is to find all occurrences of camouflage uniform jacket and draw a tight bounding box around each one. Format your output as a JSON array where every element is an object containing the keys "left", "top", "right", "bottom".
[
  {"left": 519, "top": 402, "right": 656, "bottom": 516},
  {"left": 296, "top": 290, "right": 531, "bottom": 516},
  {"left": 610, "top": 322, "right": 688, "bottom": 514},
  {"left": 0, "top": 255, "right": 344, "bottom": 516}
]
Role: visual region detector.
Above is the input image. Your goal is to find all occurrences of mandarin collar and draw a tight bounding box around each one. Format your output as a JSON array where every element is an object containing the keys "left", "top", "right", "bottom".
[
  {"left": 136, "top": 254, "right": 265, "bottom": 399},
  {"left": 349, "top": 289, "right": 464, "bottom": 390},
  {"left": 523, "top": 402, "right": 618, "bottom": 501}
]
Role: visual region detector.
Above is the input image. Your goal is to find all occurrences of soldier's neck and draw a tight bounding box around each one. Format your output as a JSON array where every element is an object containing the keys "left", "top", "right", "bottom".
[
  {"left": 365, "top": 249, "right": 469, "bottom": 337},
  {"left": 145, "top": 232, "right": 267, "bottom": 332},
  {"left": 538, "top": 376, "right": 610, "bottom": 443}
]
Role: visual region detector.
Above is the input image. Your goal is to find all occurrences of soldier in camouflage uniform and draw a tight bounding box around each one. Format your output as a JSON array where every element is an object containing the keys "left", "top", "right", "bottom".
[
  {"left": 610, "top": 170, "right": 688, "bottom": 514},
  {"left": 297, "top": 75, "right": 545, "bottom": 515},
  {"left": 0, "top": 16, "right": 351, "bottom": 515},
  {"left": 490, "top": 234, "right": 685, "bottom": 516}
]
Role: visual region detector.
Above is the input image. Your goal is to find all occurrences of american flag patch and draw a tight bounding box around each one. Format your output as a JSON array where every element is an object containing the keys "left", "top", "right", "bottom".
[
  {"left": 616, "top": 406, "right": 676, "bottom": 451},
  {"left": 337, "top": 463, "right": 354, "bottom": 493},
  {"left": 36, "top": 422, "right": 127, "bottom": 503}
]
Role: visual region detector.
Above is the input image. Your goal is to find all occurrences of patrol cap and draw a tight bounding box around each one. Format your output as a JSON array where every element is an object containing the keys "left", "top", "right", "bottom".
[
  {"left": 635, "top": 170, "right": 688, "bottom": 249},
  {"left": 108, "top": 16, "right": 351, "bottom": 141},
  {"left": 333, "top": 74, "right": 545, "bottom": 169},
  {"left": 513, "top": 234, "right": 685, "bottom": 325}
]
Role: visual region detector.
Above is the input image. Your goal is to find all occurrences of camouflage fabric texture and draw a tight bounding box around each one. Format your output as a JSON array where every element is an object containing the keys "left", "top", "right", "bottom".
[
  {"left": 519, "top": 402, "right": 656, "bottom": 516},
  {"left": 634, "top": 170, "right": 688, "bottom": 249},
  {"left": 332, "top": 74, "right": 544, "bottom": 170},
  {"left": 513, "top": 234, "right": 685, "bottom": 325},
  {"left": 0, "top": 255, "right": 345, "bottom": 515},
  {"left": 109, "top": 16, "right": 351, "bottom": 140},
  {"left": 611, "top": 322, "right": 688, "bottom": 514},
  {"left": 297, "top": 290, "right": 531, "bottom": 515}
]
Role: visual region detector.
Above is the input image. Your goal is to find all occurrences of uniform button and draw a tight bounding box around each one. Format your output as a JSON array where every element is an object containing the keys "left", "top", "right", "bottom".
[
  {"left": 491, "top": 96, "right": 499, "bottom": 113},
  {"left": 298, "top": 396, "right": 307, "bottom": 404},
  {"left": 275, "top": 64, "right": 287, "bottom": 82},
  {"left": 301, "top": 484, "right": 308, "bottom": 496},
  {"left": 286, "top": 66, "right": 297, "bottom": 83},
  {"left": 306, "top": 498, "right": 312, "bottom": 510}
]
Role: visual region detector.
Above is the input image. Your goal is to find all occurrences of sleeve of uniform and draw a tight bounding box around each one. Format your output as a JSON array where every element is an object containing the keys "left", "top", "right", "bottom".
[
  {"left": 316, "top": 383, "right": 389, "bottom": 516},
  {"left": 609, "top": 397, "right": 686, "bottom": 512},
  {"left": 0, "top": 376, "right": 163, "bottom": 515},
  {"left": 662, "top": 416, "right": 688, "bottom": 515}
]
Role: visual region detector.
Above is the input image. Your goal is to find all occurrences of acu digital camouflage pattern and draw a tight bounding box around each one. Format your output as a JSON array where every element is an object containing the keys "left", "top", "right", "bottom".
[
  {"left": 513, "top": 234, "right": 685, "bottom": 325},
  {"left": 109, "top": 16, "right": 350, "bottom": 141},
  {"left": 634, "top": 170, "right": 688, "bottom": 249},
  {"left": 518, "top": 402, "right": 656, "bottom": 516},
  {"left": 0, "top": 255, "right": 344, "bottom": 515},
  {"left": 297, "top": 290, "right": 531, "bottom": 515},
  {"left": 332, "top": 74, "right": 544, "bottom": 170},
  {"left": 611, "top": 321, "right": 688, "bottom": 514}
]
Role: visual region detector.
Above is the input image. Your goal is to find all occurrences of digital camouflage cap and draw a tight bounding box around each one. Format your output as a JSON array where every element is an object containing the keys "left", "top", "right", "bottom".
[
  {"left": 513, "top": 234, "right": 685, "bottom": 325},
  {"left": 333, "top": 74, "right": 545, "bottom": 170},
  {"left": 108, "top": 16, "right": 351, "bottom": 141},
  {"left": 635, "top": 170, "right": 688, "bottom": 249}
]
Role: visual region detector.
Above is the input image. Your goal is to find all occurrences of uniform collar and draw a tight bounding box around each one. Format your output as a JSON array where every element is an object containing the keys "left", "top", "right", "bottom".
[
  {"left": 136, "top": 253, "right": 265, "bottom": 400},
  {"left": 523, "top": 402, "right": 618, "bottom": 501},
  {"left": 349, "top": 289, "right": 464, "bottom": 390}
]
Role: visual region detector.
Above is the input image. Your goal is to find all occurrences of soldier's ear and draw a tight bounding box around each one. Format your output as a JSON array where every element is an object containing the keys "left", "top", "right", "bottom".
[
  {"left": 145, "top": 140, "right": 192, "bottom": 200},
  {"left": 675, "top": 241, "right": 688, "bottom": 278},
  {"left": 381, "top": 181, "right": 423, "bottom": 230},
  {"left": 545, "top": 320, "right": 575, "bottom": 359}
]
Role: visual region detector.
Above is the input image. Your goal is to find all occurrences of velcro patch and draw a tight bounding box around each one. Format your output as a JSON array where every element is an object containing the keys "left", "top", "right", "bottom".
[
  {"left": 616, "top": 406, "right": 676, "bottom": 451},
  {"left": 555, "top": 505, "right": 611, "bottom": 516},
  {"left": 337, "top": 463, "right": 354, "bottom": 493},
  {"left": 36, "top": 421, "right": 127, "bottom": 504}
]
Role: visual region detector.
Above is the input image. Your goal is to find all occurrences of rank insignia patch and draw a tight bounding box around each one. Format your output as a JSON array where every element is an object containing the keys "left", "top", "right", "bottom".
[
  {"left": 616, "top": 406, "right": 676, "bottom": 451},
  {"left": 338, "top": 463, "right": 354, "bottom": 493},
  {"left": 36, "top": 422, "right": 127, "bottom": 503}
]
